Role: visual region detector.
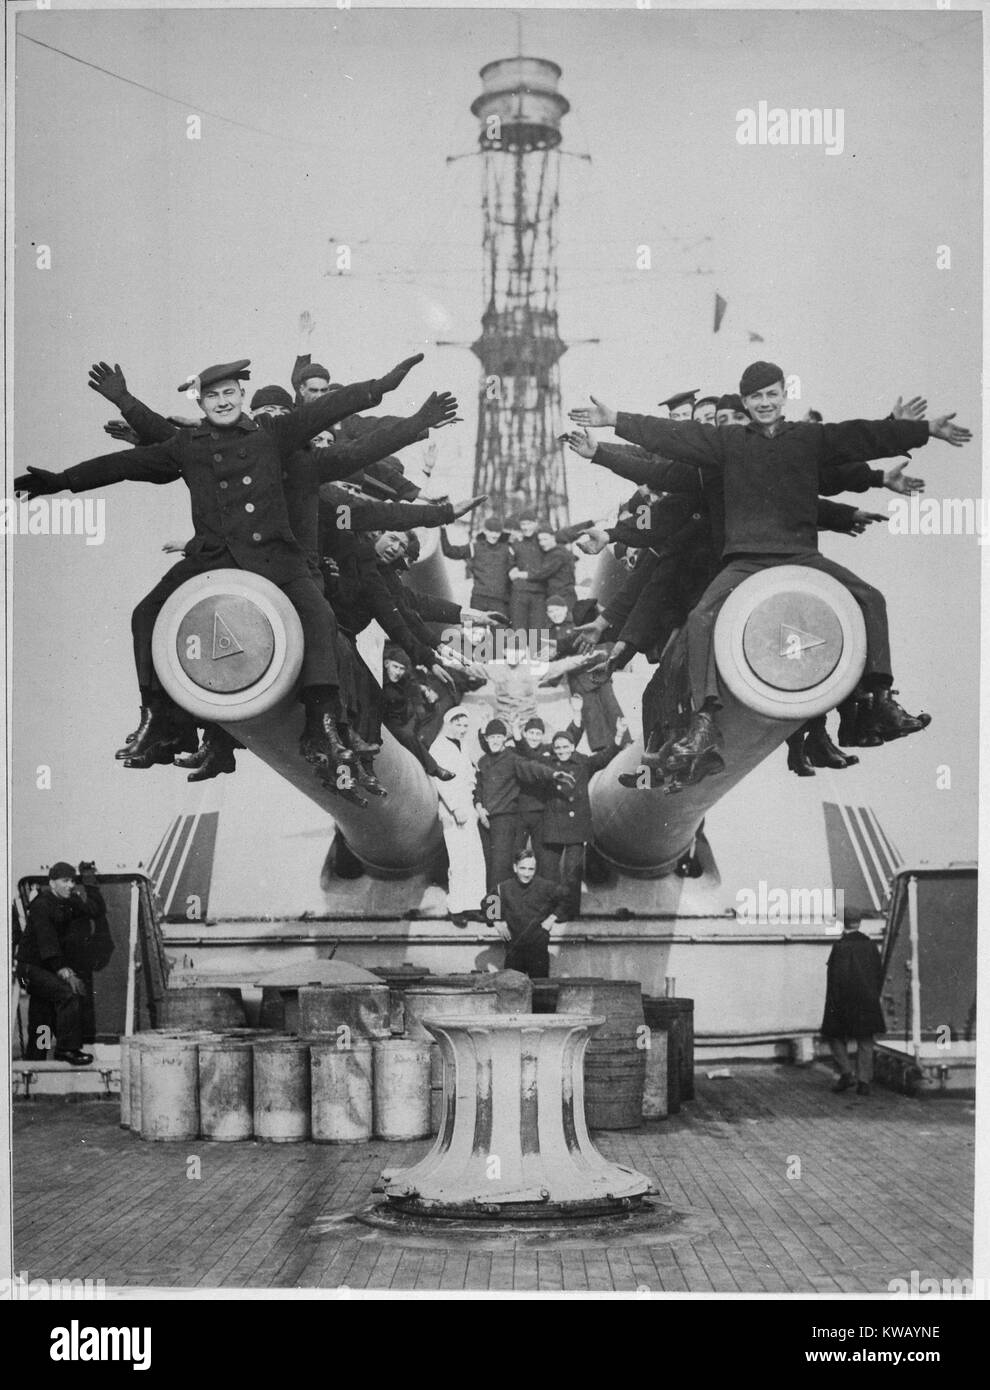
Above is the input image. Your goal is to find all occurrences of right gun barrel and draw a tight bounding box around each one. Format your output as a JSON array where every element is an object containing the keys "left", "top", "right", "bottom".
[{"left": 589, "top": 565, "right": 867, "bottom": 876}]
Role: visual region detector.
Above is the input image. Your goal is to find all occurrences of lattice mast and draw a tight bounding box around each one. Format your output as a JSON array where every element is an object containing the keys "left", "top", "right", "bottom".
[{"left": 470, "top": 58, "right": 570, "bottom": 529}]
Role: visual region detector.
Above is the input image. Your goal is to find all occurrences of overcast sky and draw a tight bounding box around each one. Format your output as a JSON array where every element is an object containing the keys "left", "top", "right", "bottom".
[{"left": 8, "top": 2, "right": 982, "bottom": 881}]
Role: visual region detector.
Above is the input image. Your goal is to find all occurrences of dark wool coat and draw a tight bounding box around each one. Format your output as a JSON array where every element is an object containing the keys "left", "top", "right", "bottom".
[{"left": 820, "top": 930, "right": 887, "bottom": 1038}]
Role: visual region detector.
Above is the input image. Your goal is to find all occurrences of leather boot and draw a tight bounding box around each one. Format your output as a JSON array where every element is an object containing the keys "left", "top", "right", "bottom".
[
  {"left": 317, "top": 759, "right": 369, "bottom": 808},
  {"left": 187, "top": 743, "right": 237, "bottom": 781},
  {"left": 116, "top": 705, "right": 158, "bottom": 759},
  {"left": 665, "top": 708, "right": 723, "bottom": 768},
  {"left": 804, "top": 719, "right": 854, "bottom": 769},
  {"left": 786, "top": 729, "right": 816, "bottom": 777},
  {"left": 174, "top": 741, "right": 210, "bottom": 769},
  {"left": 664, "top": 746, "right": 725, "bottom": 794},
  {"left": 860, "top": 688, "right": 932, "bottom": 743},
  {"left": 115, "top": 711, "right": 145, "bottom": 759},
  {"left": 342, "top": 726, "right": 382, "bottom": 757},
  {"left": 838, "top": 693, "right": 882, "bottom": 748},
  {"left": 300, "top": 713, "right": 354, "bottom": 770},
  {"left": 121, "top": 705, "right": 187, "bottom": 767},
  {"left": 353, "top": 755, "right": 388, "bottom": 798}
]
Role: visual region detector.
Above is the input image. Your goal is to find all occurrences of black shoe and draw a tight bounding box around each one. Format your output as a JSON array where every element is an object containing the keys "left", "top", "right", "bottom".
[
  {"left": 431, "top": 766, "right": 456, "bottom": 782},
  {"left": 665, "top": 709, "right": 723, "bottom": 767},
  {"left": 300, "top": 714, "right": 355, "bottom": 769},
  {"left": 619, "top": 765, "right": 665, "bottom": 790},
  {"left": 174, "top": 742, "right": 210, "bottom": 769},
  {"left": 54, "top": 1049, "right": 93, "bottom": 1067},
  {"left": 187, "top": 747, "right": 237, "bottom": 782},
  {"left": 832, "top": 1073, "right": 855, "bottom": 1093},
  {"left": 863, "top": 689, "right": 932, "bottom": 743},
  {"left": 804, "top": 723, "right": 851, "bottom": 769},
  {"left": 317, "top": 760, "right": 369, "bottom": 808},
  {"left": 856, "top": 1082, "right": 871, "bottom": 1096},
  {"left": 115, "top": 713, "right": 145, "bottom": 759},
  {"left": 786, "top": 738, "right": 816, "bottom": 777},
  {"left": 116, "top": 705, "right": 162, "bottom": 759},
  {"left": 837, "top": 694, "right": 882, "bottom": 748},
  {"left": 664, "top": 747, "right": 725, "bottom": 794},
  {"left": 449, "top": 912, "right": 469, "bottom": 928},
  {"left": 343, "top": 727, "right": 382, "bottom": 757},
  {"left": 353, "top": 756, "right": 388, "bottom": 798}
]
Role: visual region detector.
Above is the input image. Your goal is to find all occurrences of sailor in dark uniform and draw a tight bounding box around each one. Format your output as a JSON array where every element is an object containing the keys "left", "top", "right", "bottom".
[
  {"left": 658, "top": 389, "right": 698, "bottom": 421},
  {"left": 17, "top": 354, "right": 424, "bottom": 793}
]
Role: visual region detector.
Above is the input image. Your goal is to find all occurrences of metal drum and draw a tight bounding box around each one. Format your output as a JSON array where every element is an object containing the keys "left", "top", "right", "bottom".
[
  {"left": 162, "top": 987, "right": 246, "bottom": 1030},
  {"left": 198, "top": 1039, "right": 253, "bottom": 1141},
  {"left": 298, "top": 984, "right": 391, "bottom": 1045},
  {"left": 139, "top": 1036, "right": 201, "bottom": 1142},
  {"left": 372, "top": 1041, "right": 431, "bottom": 1141},
  {"left": 252, "top": 1038, "right": 311, "bottom": 1142},
  {"left": 310, "top": 1040, "right": 373, "bottom": 1143}
]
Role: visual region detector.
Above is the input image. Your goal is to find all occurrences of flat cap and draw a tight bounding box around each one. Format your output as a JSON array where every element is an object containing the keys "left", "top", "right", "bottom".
[
  {"left": 250, "top": 385, "right": 293, "bottom": 411},
  {"left": 292, "top": 362, "right": 331, "bottom": 386},
  {"left": 178, "top": 359, "right": 251, "bottom": 395},
  {"left": 739, "top": 361, "right": 785, "bottom": 397},
  {"left": 48, "top": 861, "right": 78, "bottom": 880},
  {"left": 716, "top": 393, "right": 745, "bottom": 412},
  {"left": 657, "top": 389, "right": 698, "bottom": 411}
]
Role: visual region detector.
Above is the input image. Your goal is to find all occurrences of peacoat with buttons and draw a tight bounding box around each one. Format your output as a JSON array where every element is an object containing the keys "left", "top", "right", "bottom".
[
  {"left": 63, "top": 383, "right": 384, "bottom": 583},
  {"left": 541, "top": 744, "right": 620, "bottom": 844}
]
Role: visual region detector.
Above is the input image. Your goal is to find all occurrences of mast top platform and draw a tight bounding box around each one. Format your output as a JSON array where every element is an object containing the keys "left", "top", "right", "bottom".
[{"left": 471, "top": 56, "right": 569, "bottom": 152}]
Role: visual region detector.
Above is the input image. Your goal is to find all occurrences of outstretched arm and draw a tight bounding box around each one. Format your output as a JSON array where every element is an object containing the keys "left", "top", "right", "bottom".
[
  {"left": 309, "top": 391, "right": 458, "bottom": 482},
  {"left": 16, "top": 439, "right": 182, "bottom": 497},
  {"left": 568, "top": 396, "right": 724, "bottom": 473},
  {"left": 88, "top": 362, "right": 177, "bottom": 446},
  {"left": 277, "top": 354, "right": 425, "bottom": 451}
]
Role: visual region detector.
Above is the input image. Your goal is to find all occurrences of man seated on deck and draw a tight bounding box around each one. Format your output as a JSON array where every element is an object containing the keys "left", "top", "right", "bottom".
[{"left": 568, "top": 361, "right": 971, "bottom": 784}]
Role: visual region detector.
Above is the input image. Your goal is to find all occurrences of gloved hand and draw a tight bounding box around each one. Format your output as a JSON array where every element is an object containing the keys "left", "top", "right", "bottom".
[
  {"left": 14, "top": 467, "right": 63, "bottom": 499},
  {"left": 104, "top": 420, "right": 140, "bottom": 445},
  {"left": 88, "top": 361, "right": 129, "bottom": 406},
  {"left": 417, "top": 391, "right": 460, "bottom": 430},
  {"left": 376, "top": 354, "right": 424, "bottom": 395}
]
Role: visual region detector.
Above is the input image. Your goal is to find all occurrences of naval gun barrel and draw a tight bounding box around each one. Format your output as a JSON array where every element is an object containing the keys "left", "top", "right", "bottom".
[
  {"left": 589, "top": 565, "right": 868, "bottom": 876},
  {"left": 151, "top": 570, "right": 441, "bottom": 876}
]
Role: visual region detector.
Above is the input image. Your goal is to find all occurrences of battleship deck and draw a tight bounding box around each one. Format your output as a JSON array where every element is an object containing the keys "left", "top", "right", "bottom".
[{"left": 13, "top": 1062, "right": 974, "bottom": 1295}]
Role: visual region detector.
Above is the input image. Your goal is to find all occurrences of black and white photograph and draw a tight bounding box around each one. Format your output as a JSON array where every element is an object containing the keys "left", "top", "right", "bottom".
[{"left": 3, "top": 0, "right": 985, "bottom": 1328}]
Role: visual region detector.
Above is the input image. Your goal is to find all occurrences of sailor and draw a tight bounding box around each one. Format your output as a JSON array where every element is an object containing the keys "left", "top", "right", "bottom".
[
  {"left": 491, "top": 849, "right": 566, "bottom": 980},
  {"left": 715, "top": 393, "right": 751, "bottom": 427},
  {"left": 510, "top": 715, "right": 553, "bottom": 874},
  {"left": 540, "top": 726, "right": 624, "bottom": 918},
  {"left": 821, "top": 909, "right": 886, "bottom": 1096},
  {"left": 569, "top": 362, "right": 970, "bottom": 780},
  {"left": 429, "top": 707, "right": 487, "bottom": 926},
  {"left": 691, "top": 396, "right": 719, "bottom": 426},
  {"left": 544, "top": 597, "right": 630, "bottom": 751},
  {"left": 475, "top": 720, "right": 574, "bottom": 892},
  {"left": 509, "top": 513, "right": 594, "bottom": 630},
  {"left": 17, "top": 353, "right": 425, "bottom": 794},
  {"left": 440, "top": 514, "right": 514, "bottom": 618},
  {"left": 658, "top": 389, "right": 698, "bottom": 421},
  {"left": 16, "top": 863, "right": 100, "bottom": 1066}
]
